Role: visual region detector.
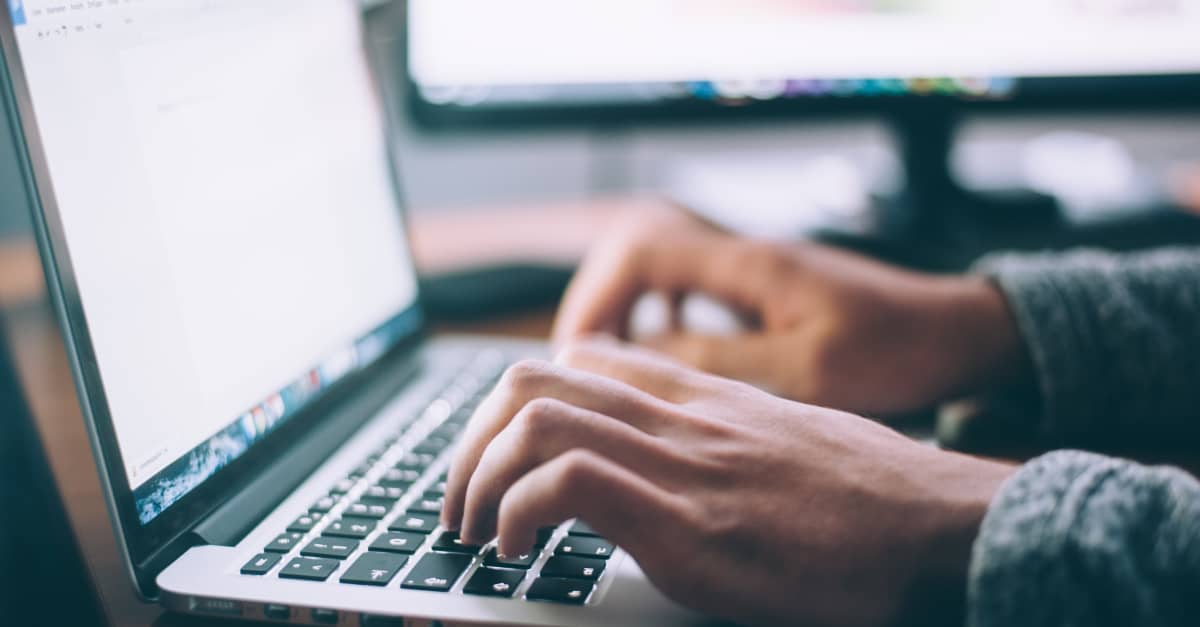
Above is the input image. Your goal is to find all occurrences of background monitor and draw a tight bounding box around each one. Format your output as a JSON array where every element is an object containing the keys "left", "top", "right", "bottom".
[
  {"left": 404, "top": 0, "right": 1200, "bottom": 257},
  {"left": 405, "top": 0, "right": 1200, "bottom": 126}
]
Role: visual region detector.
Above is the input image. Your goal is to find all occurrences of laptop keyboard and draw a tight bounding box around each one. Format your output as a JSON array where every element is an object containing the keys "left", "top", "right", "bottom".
[{"left": 240, "top": 352, "right": 616, "bottom": 607}]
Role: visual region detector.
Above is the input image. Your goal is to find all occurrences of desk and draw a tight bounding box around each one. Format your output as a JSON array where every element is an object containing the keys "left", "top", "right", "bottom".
[{"left": 0, "top": 198, "right": 650, "bottom": 627}]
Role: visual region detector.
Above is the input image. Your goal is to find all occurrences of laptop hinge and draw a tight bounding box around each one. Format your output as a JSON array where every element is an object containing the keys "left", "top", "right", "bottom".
[{"left": 191, "top": 352, "right": 423, "bottom": 547}]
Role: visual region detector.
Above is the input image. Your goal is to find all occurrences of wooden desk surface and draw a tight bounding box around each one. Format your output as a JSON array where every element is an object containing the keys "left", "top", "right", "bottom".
[{"left": 0, "top": 199, "right": 647, "bottom": 627}]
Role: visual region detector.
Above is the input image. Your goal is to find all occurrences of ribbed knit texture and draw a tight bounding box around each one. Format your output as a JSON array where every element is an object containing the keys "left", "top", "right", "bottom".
[
  {"left": 969, "top": 451, "right": 1200, "bottom": 627},
  {"left": 966, "top": 248, "right": 1200, "bottom": 626}
]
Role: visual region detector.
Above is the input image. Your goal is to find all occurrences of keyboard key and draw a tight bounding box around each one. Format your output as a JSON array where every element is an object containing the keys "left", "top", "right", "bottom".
[
  {"left": 310, "top": 495, "right": 338, "bottom": 513},
  {"left": 567, "top": 520, "right": 601, "bottom": 537},
  {"left": 340, "top": 552, "right": 408, "bottom": 586},
  {"left": 330, "top": 478, "right": 357, "bottom": 494},
  {"left": 541, "top": 556, "right": 605, "bottom": 581},
  {"left": 535, "top": 526, "right": 557, "bottom": 548},
  {"left": 345, "top": 502, "right": 390, "bottom": 519},
  {"left": 369, "top": 532, "right": 426, "bottom": 554},
  {"left": 311, "top": 609, "right": 339, "bottom": 625},
  {"left": 394, "top": 454, "right": 432, "bottom": 472},
  {"left": 412, "top": 437, "right": 451, "bottom": 457},
  {"left": 388, "top": 511, "right": 438, "bottom": 534},
  {"left": 380, "top": 468, "right": 421, "bottom": 485},
  {"left": 555, "top": 536, "right": 614, "bottom": 559},
  {"left": 324, "top": 517, "right": 377, "bottom": 539},
  {"left": 425, "top": 479, "right": 447, "bottom": 496},
  {"left": 483, "top": 547, "right": 538, "bottom": 570},
  {"left": 400, "top": 553, "right": 473, "bottom": 592},
  {"left": 525, "top": 577, "right": 593, "bottom": 605},
  {"left": 287, "top": 513, "right": 321, "bottom": 533},
  {"left": 279, "top": 557, "right": 340, "bottom": 582},
  {"left": 408, "top": 495, "right": 444, "bottom": 514},
  {"left": 265, "top": 532, "right": 303, "bottom": 553},
  {"left": 430, "top": 530, "right": 482, "bottom": 555},
  {"left": 364, "top": 485, "right": 405, "bottom": 501},
  {"left": 301, "top": 537, "right": 359, "bottom": 560},
  {"left": 430, "top": 424, "right": 463, "bottom": 441},
  {"left": 463, "top": 567, "right": 524, "bottom": 598},
  {"left": 241, "top": 553, "right": 281, "bottom": 575},
  {"left": 375, "top": 478, "right": 414, "bottom": 492}
]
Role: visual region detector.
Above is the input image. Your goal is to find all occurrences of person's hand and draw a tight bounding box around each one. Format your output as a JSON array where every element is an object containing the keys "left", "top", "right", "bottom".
[
  {"left": 553, "top": 208, "right": 1028, "bottom": 416},
  {"left": 442, "top": 340, "right": 1016, "bottom": 627}
]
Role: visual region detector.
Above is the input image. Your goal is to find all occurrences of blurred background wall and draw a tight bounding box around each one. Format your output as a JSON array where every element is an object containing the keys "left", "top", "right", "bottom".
[{"left": 3, "top": 2, "right": 1198, "bottom": 240}]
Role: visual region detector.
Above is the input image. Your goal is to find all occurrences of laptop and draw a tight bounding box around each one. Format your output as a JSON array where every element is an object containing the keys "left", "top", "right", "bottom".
[{"left": 0, "top": 1, "right": 712, "bottom": 625}]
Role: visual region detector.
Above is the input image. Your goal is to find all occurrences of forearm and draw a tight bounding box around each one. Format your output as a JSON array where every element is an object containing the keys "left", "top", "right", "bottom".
[
  {"left": 968, "top": 450, "right": 1200, "bottom": 627},
  {"left": 975, "top": 247, "right": 1200, "bottom": 446}
]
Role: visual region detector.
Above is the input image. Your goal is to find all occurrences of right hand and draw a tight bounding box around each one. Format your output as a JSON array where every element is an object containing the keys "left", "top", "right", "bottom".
[
  {"left": 553, "top": 207, "right": 1028, "bottom": 416},
  {"left": 442, "top": 339, "right": 1016, "bottom": 627}
]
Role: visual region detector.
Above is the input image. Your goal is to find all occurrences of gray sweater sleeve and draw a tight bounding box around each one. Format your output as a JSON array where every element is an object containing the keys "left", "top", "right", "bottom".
[
  {"left": 969, "top": 450, "right": 1200, "bottom": 627},
  {"left": 965, "top": 249, "right": 1200, "bottom": 626},
  {"left": 975, "top": 247, "right": 1200, "bottom": 445}
]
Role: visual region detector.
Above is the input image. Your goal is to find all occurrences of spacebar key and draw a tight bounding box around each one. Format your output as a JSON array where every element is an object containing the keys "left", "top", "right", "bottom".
[{"left": 400, "top": 553, "right": 473, "bottom": 592}]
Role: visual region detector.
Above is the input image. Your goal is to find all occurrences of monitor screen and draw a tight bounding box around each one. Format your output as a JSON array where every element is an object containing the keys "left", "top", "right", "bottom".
[
  {"left": 408, "top": 0, "right": 1200, "bottom": 110},
  {"left": 7, "top": 0, "right": 420, "bottom": 525}
]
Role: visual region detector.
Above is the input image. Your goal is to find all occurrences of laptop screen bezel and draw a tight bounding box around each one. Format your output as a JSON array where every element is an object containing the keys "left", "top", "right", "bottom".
[{"left": 0, "top": 2, "right": 427, "bottom": 597}]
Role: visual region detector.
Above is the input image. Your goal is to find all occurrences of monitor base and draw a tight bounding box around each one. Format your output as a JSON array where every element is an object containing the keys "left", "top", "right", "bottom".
[
  {"left": 818, "top": 198, "right": 1200, "bottom": 273},
  {"left": 819, "top": 105, "right": 1200, "bottom": 270}
]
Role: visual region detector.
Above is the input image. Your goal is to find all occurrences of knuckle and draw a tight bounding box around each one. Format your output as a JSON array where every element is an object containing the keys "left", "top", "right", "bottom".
[
  {"left": 501, "top": 359, "right": 553, "bottom": 395},
  {"left": 742, "top": 239, "right": 793, "bottom": 281},
  {"left": 511, "top": 398, "right": 567, "bottom": 443},
  {"left": 549, "top": 449, "right": 601, "bottom": 496},
  {"left": 690, "top": 502, "right": 741, "bottom": 550}
]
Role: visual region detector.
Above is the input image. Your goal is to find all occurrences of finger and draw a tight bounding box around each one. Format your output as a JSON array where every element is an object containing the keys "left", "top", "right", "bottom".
[
  {"left": 552, "top": 227, "right": 768, "bottom": 344},
  {"left": 554, "top": 337, "right": 707, "bottom": 404},
  {"left": 495, "top": 449, "right": 691, "bottom": 561},
  {"left": 443, "top": 359, "right": 684, "bottom": 530},
  {"left": 459, "top": 397, "right": 679, "bottom": 544},
  {"left": 642, "top": 333, "right": 782, "bottom": 390}
]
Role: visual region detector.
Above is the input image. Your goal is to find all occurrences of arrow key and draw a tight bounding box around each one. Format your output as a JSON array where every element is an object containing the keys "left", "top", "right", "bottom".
[
  {"left": 241, "top": 552, "right": 281, "bottom": 576},
  {"left": 279, "top": 557, "right": 340, "bottom": 582},
  {"left": 463, "top": 567, "right": 524, "bottom": 598}
]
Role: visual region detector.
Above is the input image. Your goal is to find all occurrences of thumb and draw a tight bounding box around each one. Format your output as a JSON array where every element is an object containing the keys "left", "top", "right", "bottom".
[{"left": 640, "top": 333, "right": 781, "bottom": 389}]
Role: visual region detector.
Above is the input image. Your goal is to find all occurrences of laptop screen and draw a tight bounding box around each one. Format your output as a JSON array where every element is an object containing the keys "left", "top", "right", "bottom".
[{"left": 7, "top": 0, "right": 420, "bottom": 525}]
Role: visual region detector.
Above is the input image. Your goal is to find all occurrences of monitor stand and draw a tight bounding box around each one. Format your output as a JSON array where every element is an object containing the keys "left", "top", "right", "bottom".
[{"left": 819, "top": 104, "right": 1200, "bottom": 272}]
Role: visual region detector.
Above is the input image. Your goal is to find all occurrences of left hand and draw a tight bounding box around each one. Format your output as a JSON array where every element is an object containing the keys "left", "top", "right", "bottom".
[
  {"left": 442, "top": 339, "right": 1015, "bottom": 627},
  {"left": 551, "top": 207, "right": 1027, "bottom": 416}
]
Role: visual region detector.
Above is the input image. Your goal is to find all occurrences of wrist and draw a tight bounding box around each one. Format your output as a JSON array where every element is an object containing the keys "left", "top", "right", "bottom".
[
  {"left": 897, "top": 453, "right": 1017, "bottom": 627},
  {"left": 931, "top": 276, "right": 1031, "bottom": 400}
]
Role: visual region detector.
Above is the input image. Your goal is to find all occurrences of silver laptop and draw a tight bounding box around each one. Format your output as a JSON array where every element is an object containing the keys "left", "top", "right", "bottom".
[{"left": 0, "top": 1, "right": 714, "bottom": 625}]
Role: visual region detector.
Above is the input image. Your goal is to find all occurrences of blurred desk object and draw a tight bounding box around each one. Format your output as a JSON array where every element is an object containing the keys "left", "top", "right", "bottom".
[
  {"left": 0, "top": 198, "right": 630, "bottom": 627},
  {"left": 411, "top": 197, "right": 657, "bottom": 330}
]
